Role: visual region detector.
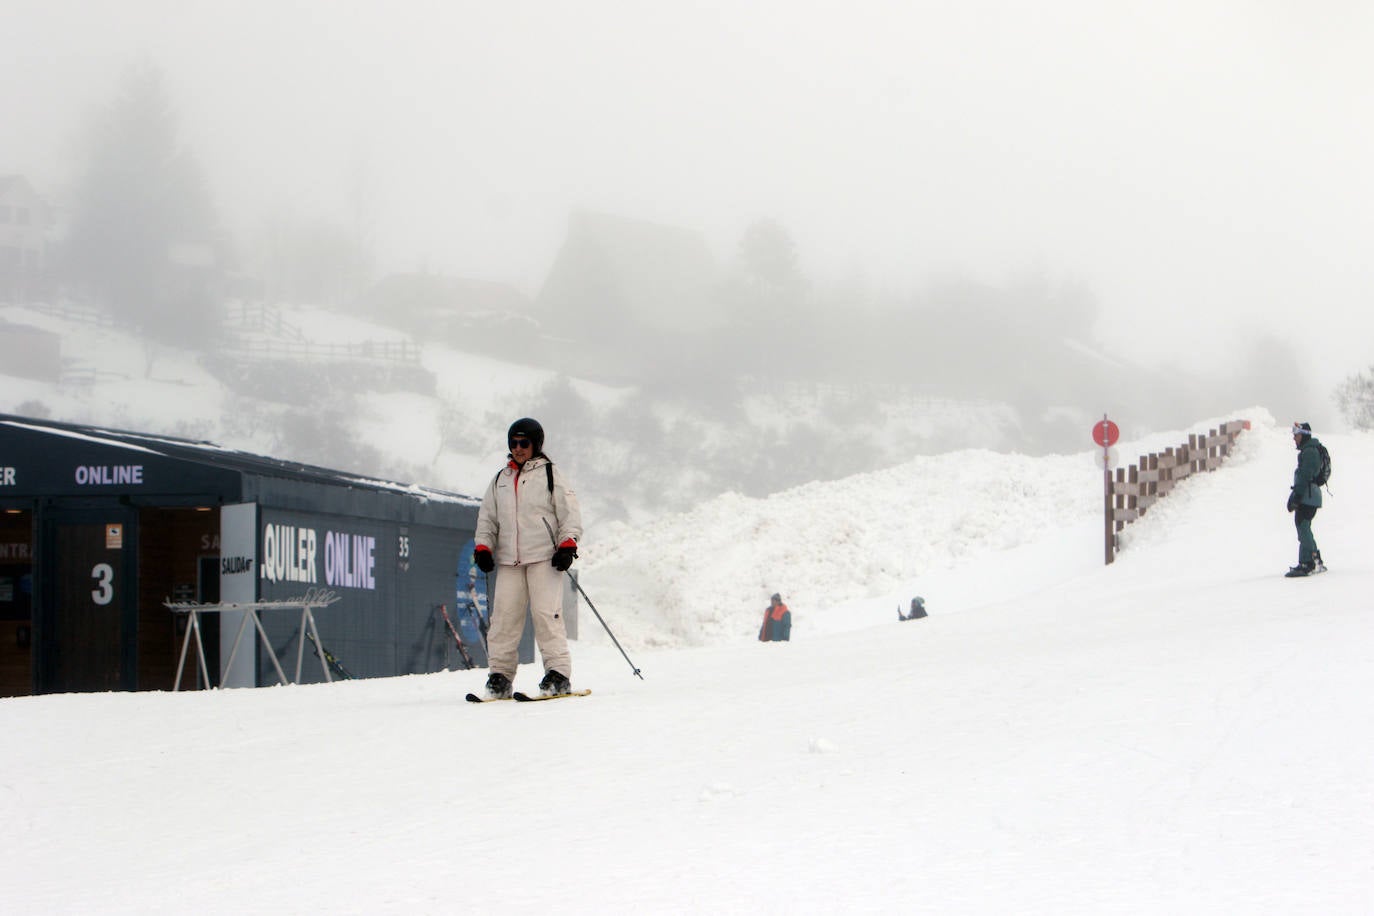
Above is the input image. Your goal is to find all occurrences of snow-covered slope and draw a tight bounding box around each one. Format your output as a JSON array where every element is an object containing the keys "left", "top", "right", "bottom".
[{"left": 4, "top": 414, "right": 1372, "bottom": 914}]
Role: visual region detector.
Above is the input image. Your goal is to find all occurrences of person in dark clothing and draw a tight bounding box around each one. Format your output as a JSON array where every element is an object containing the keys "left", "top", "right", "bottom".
[
  {"left": 758, "top": 593, "right": 792, "bottom": 642},
  {"left": 1285, "top": 421, "right": 1326, "bottom": 578},
  {"left": 899, "top": 596, "right": 927, "bottom": 621}
]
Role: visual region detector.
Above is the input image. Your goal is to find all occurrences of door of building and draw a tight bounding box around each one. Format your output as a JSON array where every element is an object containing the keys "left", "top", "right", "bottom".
[
  {"left": 0, "top": 509, "right": 34, "bottom": 696},
  {"left": 38, "top": 507, "right": 139, "bottom": 693}
]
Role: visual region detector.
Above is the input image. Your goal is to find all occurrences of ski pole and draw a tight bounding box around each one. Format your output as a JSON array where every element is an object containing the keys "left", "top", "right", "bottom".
[{"left": 543, "top": 517, "right": 643, "bottom": 680}]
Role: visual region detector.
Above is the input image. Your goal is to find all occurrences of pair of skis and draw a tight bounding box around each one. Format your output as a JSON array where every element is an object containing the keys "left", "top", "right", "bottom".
[{"left": 465, "top": 689, "right": 592, "bottom": 703}]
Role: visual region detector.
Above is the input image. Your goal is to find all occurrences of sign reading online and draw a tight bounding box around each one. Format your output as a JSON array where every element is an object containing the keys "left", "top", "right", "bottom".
[
  {"left": 75, "top": 464, "right": 144, "bottom": 485},
  {"left": 260, "top": 523, "right": 377, "bottom": 590}
]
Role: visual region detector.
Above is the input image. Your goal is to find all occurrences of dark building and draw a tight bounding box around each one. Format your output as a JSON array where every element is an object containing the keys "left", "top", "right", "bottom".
[{"left": 0, "top": 414, "right": 513, "bottom": 696}]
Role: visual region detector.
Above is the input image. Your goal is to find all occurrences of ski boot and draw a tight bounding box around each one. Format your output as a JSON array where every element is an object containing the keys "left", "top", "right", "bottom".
[
  {"left": 538, "top": 669, "right": 571, "bottom": 697},
  {"left": 484, "top": 672, "right": 513, "bottom": 699}
]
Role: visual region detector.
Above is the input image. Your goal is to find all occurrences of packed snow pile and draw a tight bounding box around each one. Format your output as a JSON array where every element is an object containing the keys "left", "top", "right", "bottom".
[{"left": 580, "top": 409, "right": 1275, "bottom": 649}]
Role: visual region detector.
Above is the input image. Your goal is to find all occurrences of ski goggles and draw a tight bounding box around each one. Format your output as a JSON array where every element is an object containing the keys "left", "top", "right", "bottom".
[
  {"left": 509, "top": 438, "right": 533, "bottom": 450},
  {"left": 1291, "top": 423, "right": 1309, "bottom": 436}
]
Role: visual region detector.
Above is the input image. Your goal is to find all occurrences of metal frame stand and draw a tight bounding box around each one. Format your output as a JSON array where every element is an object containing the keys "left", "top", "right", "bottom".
[{"left": 166, "top": 587, "right": 342, "bottom": 691}]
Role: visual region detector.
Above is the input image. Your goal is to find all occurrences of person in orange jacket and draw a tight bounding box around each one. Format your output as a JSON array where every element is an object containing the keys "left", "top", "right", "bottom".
[{"left": 758, "top": 592, "right": 792, "bottom": 642}]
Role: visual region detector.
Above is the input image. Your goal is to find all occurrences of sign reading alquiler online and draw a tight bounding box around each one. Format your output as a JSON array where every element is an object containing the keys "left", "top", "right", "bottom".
[
  {"left": 1, "top": 464, "right": 150, "bottom": 486},
  {"left": 260, "top": 523, "right": 377, "bottom": 590}
]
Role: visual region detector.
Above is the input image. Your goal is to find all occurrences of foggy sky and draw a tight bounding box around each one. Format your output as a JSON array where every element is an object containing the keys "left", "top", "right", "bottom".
[{"left": 4, "top": 0, "right": 1373, "bottom": 395}]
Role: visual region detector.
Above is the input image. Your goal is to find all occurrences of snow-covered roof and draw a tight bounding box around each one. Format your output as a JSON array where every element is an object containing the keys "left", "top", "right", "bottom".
[{"left": 0, "top": 413, "right": 479, "bottom": 507}]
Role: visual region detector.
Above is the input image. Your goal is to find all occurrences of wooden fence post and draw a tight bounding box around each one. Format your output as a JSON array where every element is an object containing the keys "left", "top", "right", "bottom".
[
  {"left": 1104, "top": 465, "right": 1114, "bottom": 564},
  {"left": 1106, "top": 420, "right": 1247, "bottom": 564}
]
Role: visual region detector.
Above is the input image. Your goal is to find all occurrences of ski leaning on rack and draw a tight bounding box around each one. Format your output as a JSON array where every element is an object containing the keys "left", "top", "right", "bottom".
[
  {"left": 437, "top": 604, "right": 475, "bottom": 669},
  {"left": 312, "top": 642, "right": 355, "bottom": 679}
]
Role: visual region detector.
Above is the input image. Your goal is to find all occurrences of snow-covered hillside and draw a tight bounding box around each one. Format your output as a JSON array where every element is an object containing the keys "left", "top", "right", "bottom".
[
  {"left": 4, "top": 414, "right": 1372, "bottom": 914},
  {"left": 0, "top": 301, "right": 1046, "bottom": 523}
]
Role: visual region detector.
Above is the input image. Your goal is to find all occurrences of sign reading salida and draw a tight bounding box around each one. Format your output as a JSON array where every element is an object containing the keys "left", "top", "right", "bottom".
[{"left": 260, "top": 522, "right": 376, "bottom": 590}]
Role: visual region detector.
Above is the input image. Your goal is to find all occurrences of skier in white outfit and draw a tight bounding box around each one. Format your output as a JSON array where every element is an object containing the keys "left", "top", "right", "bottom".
[{"left": 473, "top": 418, "right": 583, "bottom": 698}]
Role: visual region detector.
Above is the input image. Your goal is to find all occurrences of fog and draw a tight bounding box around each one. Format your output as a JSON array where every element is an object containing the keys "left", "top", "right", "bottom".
[{"left": 4, "top": 1, "right": 1373, "bottom": 429}]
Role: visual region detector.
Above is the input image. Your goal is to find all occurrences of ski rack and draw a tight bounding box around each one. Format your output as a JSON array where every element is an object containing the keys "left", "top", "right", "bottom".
[{"left": 164, "top": 587, "right": 343, "bottom": 691}]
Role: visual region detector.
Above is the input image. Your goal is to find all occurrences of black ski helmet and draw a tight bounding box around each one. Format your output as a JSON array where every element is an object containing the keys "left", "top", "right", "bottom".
[{"left": 508, "top": 417, "right": 545, "bottom": 455}]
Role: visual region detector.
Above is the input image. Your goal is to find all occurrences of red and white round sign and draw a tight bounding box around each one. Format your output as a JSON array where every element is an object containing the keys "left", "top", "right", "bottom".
[{"left": 1092, "top": 419, "right": 1120, "bottom": 448}]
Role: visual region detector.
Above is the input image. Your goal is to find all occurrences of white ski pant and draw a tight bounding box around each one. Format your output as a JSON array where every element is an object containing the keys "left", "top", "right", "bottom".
[{"left": 487, "top": 560, "right": 571, "bottom": 682}]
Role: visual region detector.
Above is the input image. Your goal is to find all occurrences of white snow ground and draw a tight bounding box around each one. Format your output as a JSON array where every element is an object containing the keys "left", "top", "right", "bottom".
[{"left": 3, "top": 414, "right": 1373, "bottom": 914}]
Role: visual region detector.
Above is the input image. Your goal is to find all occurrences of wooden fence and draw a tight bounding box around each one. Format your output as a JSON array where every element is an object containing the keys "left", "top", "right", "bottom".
[
  {"left": 26, "top": 300, "right": 117, "bottom": 327},
  {"left": 222, "top": 301, "right": 305, "bottom": 341},
  {"left": 1105, "top": 419, "right": 1248, "bottom": 563},
  {"left": 220, "top": 303, "right": 419, "bottom": 365},
  {"left": 216, "top": 337, "right": 421, "bottom": 364}
]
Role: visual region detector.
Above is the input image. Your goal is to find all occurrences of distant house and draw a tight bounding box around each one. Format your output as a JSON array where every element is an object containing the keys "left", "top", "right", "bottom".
[
  {"left": 537, "top": 210, "right": 725, "bottom": 342},
  {"left": 0, "top": 176, "right": 53, "bottom": 302}
]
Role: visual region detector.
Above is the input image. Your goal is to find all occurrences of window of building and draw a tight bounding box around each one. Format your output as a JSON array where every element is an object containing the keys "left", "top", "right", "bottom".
[{"left": 16, "top": 208, "right": 30, "bottom": 226}]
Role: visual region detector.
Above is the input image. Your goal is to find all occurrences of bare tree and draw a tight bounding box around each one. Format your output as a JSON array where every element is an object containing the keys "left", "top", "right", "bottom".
[{"left": 1335, "top": 367, "right": 1374, "bottom": 430}]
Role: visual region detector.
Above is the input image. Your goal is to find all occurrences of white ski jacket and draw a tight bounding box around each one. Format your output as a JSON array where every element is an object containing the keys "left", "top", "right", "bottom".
[{"left": 475, "top": 456, "right": 582, "bottom": 566}]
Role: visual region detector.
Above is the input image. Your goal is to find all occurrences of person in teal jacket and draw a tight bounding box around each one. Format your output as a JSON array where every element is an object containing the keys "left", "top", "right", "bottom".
[
  {"left": 899, "top": 597, "right": 927, "bottom": 621},
  {"left": 1285, "top": 422, "right": 1325, "bottom": 577}
]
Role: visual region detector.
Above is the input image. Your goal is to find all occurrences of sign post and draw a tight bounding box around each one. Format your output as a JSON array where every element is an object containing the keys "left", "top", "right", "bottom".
[{"left": 1093, "top": 416, "right": 1120, "bottom": 564}]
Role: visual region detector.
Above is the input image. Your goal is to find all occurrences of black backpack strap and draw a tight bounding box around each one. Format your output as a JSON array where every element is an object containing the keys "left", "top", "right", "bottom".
[{"left": 547, "top": 462, "right": 554, "bottom": 495}]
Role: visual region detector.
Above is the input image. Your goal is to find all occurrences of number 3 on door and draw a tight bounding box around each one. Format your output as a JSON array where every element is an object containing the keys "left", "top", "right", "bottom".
[{"left": 91, "top": 563, "right": 114, "bottom": 605}]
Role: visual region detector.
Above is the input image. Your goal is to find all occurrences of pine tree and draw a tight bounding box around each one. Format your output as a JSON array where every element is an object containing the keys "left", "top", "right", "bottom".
[{"left": 63, "top": 63, "right": 226, "bottom": 345}]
